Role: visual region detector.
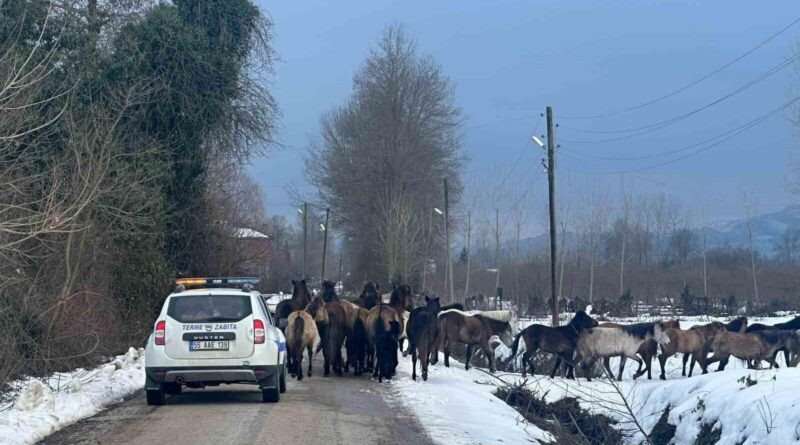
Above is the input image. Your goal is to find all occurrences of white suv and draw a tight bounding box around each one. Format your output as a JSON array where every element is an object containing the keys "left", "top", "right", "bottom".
[{"left": 144, "top": 277, "right": 287, "bottom": 405}]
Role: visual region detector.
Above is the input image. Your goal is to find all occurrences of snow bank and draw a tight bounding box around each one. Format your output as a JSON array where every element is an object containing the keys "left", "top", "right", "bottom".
[
  {"left": 505, "top": 314, "right": 800, "bottom": 444},
  {"left": 386, "top": 354, "right": 553, "bottom": 445},
  {"left": 0, "top": 347, "right": 145, "bottom": 445}
]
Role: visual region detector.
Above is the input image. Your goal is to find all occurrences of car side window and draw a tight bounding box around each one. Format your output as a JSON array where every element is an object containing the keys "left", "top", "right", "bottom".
[{"left": 256, "top": 295, "right": 273, "bottom": 326}]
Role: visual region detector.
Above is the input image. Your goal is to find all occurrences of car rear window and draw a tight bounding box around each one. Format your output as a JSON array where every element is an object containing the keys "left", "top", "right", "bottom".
[{"left": 167, "top": 294, "right": 252, "bottom": 323}]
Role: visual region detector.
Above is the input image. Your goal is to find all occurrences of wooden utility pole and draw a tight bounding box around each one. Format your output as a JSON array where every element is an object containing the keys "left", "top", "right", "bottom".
[
  {"left": 494, "top": 208, "right": 501, "bottom": 310},
  {"left": 321, "top": 208, "right": 330, "bottom": 281},
  {"left": 302, "top": 202, "right": 308, "bottom": 279},
  {"left": 546, "top": 106, "right": 559, "bottom": 326},
  {"left": 444, "top": 178, "right": 454, "bottom": 303},
  {"left": 422, "top": 209, "right": 433, "bottom": 292},
  {"left": 464, "top": 211, "right": 471, "bottom": 301}
]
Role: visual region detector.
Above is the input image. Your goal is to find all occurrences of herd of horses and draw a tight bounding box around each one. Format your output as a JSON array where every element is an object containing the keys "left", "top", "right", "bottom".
[
  {"left": 273, "top": 279, "right": 800, "bottom": 383},
  {"left": 273, "top": 279, "right": 517, "bottom": 382},
  {"left": 511, "top": 310, "right": 800, "bottom": 381}
]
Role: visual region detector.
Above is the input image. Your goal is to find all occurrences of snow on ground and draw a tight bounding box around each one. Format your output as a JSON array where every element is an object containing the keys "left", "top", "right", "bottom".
[
  {"left": 386, "top": 353, "right": 553, "bottom": 445},
  {"left": 0, "top": 347, "right": 145, "bottom": 445},
  {"left": 504, "top": 313, "right": 800, "bottom": 444}
]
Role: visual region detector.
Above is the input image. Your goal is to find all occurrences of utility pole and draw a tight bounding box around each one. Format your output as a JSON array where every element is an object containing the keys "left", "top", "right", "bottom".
[
  {"left": 302, "top": 202, "right": 308, "bottom": 280},
  {"left": 494, "top": 208, "right": 501, "bottom": 310},
  {"left": 422, "top": 209, "right": 433, "bottom": 292},
  {"left": 546, "top": 106, "right": 559, "bottom": 326},
  {"left": 444, "top": 178, "right": 454, "bottom": 303},
  {"left": 321, "top": 208, "right": 330, "bottom": 281},
  {"left": 464, "top": 211, "right": 471, "bottom": 301},
  {"left": 338, "top": 249, "right": 344, "bottom": 286}
]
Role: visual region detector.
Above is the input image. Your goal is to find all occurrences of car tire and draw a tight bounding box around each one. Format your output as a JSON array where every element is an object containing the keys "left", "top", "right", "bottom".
[
  {"left": 146, "top": 389, "right": 164, "bottom": 405},
  {"left": 279, "top": 365, "right": 287, "bottom": 393},
  {"left": 162, "top": 382, "right": 182, "bottom": 395}
]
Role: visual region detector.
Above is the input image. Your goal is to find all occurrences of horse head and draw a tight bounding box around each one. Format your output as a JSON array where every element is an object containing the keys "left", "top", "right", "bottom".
[
  {"left": 321, "top": 280, "right": 338, "bottom": 302},
  {"left": 571, "top": 310, "right": 598, "bottom": 331},
  {"left": 653, "top": 321, "right": 671, "bottom": 346},
  {"left": 292, "top": 279, "right": 310, "bottom": 304},
  {"left": 424, "top": 295, "right": 441, "bottom": 314},
  {"left": 391, "top": 283, "right": 414, "bottom": 311}
]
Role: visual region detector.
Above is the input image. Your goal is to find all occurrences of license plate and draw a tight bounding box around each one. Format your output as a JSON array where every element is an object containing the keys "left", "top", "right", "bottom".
[{"left": 189, "top": 340, "right": 230, "bottom": 351}]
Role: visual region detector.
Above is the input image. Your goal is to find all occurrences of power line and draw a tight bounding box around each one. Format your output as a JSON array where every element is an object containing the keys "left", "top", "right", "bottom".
[
  {"left": 561, "top": 95, "right": 800, "bottom": 162},
  {"left": 561, "top": 93, "right": 800, "bottom": 175},
  {"left": 559, "top": 52, "right": 800, "bottom": 143},
  {"left": 491, "top": 115, "right": 543, "bottom": 202},
  {"left": 557, "top": 16, "right": 800, "bottom": 120}
]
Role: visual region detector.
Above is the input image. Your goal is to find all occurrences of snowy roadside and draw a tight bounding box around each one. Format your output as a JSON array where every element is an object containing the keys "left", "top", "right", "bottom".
[
  {"left": 385, "top": 354, "right": 552, "bottom": 445},
  {"left": 0, "top": 347, "right": 145, "bottom": 445}
]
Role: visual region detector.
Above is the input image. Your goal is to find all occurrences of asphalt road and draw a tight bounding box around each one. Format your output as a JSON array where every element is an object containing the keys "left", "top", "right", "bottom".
[{"left": 40, "top": 356, "right": 433, "bottom": 445}]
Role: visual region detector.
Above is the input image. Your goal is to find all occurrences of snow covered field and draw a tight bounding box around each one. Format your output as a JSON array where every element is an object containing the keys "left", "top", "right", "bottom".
[{"left": 0, "top": 347, "right": 145, "bottom": 445}]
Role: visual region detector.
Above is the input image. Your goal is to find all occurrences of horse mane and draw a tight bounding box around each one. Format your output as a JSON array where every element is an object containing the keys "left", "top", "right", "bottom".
[
  {"left": 726, "top": 316, "right": 747, "bottom": 332},
  {"left": 776, "top": 316, "right": 800, "bottom": 330},
  {"left": 438, "top": 308, "right": 469, "bottom": 318},
  {"left": 475, "top": 310, "right": 516, "bottom": 323},
  {"left": 619, "top": 322, "right": 656, "bottom": 339}
]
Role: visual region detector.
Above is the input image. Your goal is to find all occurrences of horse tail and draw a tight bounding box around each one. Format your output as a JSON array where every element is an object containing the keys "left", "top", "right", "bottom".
[
  {"left": 389, "top": 320, "right": 401, "bottom": 338},
  {"left": 511, "top": 330, "right": 524, "bottom": 357},
  {"left": 292, "top": 314, "right": 305, "bottom": 348},
  {"left": 374, "top": 306, "right": 386, "bottom": 338}
]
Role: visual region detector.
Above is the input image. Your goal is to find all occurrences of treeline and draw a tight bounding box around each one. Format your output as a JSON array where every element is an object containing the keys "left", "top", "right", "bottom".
[
  {"left": 438, "top": 193, "right": 800, "bottom": 316},
  {"left": 0, "top": 0, "right": 276, "bottom": 386}
]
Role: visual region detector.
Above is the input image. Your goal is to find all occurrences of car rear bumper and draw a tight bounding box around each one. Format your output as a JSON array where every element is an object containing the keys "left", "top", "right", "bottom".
[{"left": 146, "top": 365, "right": 281, "bottom": 389}]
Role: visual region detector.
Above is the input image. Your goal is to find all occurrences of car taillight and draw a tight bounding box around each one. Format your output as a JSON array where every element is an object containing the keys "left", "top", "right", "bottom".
[
  {"left": 154, "top": 320, "right": 166, "bottom": 345},
  {"left": 254, "top": 319, "right": 265, "bottom": 344}
]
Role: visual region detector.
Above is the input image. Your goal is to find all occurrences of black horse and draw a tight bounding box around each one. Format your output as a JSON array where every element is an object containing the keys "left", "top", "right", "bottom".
[
  {"left": 746, "top": 316, "right": 800, "bottom": 366},
  {"left": 407, "top": 296, "right": 441, "bottom": 381}
]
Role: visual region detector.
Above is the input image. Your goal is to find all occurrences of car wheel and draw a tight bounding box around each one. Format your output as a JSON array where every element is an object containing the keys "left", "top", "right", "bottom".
[
  {"left": 146, "top": 389, "right": 164, "bottom": 405},
  {"left": 279, "top": 365, "right": 287, "bottom": 393}
]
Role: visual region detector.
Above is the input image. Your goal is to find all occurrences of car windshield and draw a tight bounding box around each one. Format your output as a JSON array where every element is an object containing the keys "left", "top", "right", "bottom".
[{"left": 167, "top": 294, "right": 252, "bottom": 323}]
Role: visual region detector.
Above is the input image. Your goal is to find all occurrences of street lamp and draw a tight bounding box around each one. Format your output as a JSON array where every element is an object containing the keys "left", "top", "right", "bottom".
[
  {"left": 531, "top": 135, "right": 545, "bottom": 148},
  {"left": 433, "top": 207, "right": 443, "bottom": 215}
]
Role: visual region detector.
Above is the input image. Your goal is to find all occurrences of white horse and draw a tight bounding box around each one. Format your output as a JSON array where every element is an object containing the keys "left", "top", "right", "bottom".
[{"left": 577, "top": 321, "right": 671, "bottom": 381}]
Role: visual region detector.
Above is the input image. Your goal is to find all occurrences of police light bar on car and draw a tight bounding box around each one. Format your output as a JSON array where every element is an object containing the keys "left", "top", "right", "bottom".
[{"left": 174, "top": 276, "right": 260, "bottom": 292}]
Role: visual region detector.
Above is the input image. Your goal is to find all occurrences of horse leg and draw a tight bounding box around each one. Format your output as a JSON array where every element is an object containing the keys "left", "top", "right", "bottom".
[
  {"left": 550, "top": 356, "right": 562, "bottom": 379},
  {"left": 630, "top": 355, "right": 645, "bottom": 380},
  {"left": 411, "top": 345, "right": 418, "bottom": 381},
  {"left": 618, "top": 356, "right": 628, "bottom": 381},
  {"left": 682, "top": 353, "right": 690, "bottom": 376},
  {"left": 307, "top": 345, "right": 313, "bottom": 377},
  {"left": 658, "top": 354, "right": 668, "bottom": 380},
  {"left": 421, "top": 342, "right": 430, "bottom": 381},
  {"left": 464, "top": 344, "right": 473, "bottom": 371},
  {"left": 521, "top": 348, "right": 533, "bottom": 378},
  {"left": 564, "top": 352, "right": 577, "bottom": 380},
  {"left": 483, "top": 340, "right": 496, "bottom": 373},
  {"left": 443, "top": 337, "right": 451, "bottom": 368}
]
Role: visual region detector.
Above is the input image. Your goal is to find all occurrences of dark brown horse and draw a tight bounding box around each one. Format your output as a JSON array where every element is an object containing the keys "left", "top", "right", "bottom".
[
  {"left": 321, "top": 280, "right": 339, "bottom": 302},
  {"left": 510, "top": 311, "right": 598, "bottom": 379},
  {"left": 357, "top": 281, "right": 381, "bottom": 309},
  {"left": 306, "top": 296, "right": 347, "bottom": 377},
  {"left": 407, "top": 296, "right": 441, "bottom": 381},
  {"left": 367, "top": 304, "right": 401, "bottom": 382},
  {"left": 438, "top": 310, "right": 496, "bottom": 373},
  {"left": 390, "top": 284, "right": 414, "bottom": 352},
  {"left": 745, "top": 315, "right": 799, "bottom": 366},
  {"left": 275, "top": 279, "right": 312, "bottom": 330}
]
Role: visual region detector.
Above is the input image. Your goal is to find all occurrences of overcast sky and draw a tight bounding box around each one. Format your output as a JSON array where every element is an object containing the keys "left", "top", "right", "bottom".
[{"left": 250, "top": 0, "right": 800, "bottom": 236}]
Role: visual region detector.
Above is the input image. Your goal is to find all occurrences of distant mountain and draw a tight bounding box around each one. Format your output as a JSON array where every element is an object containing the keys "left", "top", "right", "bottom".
[
  {"left": 499, "top": 205, "right": 800, "bottom": 257},
  {"left": 703, "top": 205, "right": 800, "bottom": 256}
]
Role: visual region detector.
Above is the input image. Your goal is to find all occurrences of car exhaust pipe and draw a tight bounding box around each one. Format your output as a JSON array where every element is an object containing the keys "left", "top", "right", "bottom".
[{"left": 175, "top": 376, "right": 185, "bottom": 384}]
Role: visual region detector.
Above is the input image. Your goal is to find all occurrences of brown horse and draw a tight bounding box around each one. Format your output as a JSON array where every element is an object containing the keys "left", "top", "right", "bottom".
[
  {"left": 341, "top": 300, "right": 369, "bottom": 375},
  {"left": 703, "top": 331, "right": 783, "bottom": 371},
  {"left": 657, "top": 321, "right": 725, "bottom": 379},
  {"left": 275, "top": 279, "right": 312, "bottom": 330},
  {"left": 357, "top": 281, "right": 382, "bottom": 309},
  {"left": 511, "top": 311, "right": 597, "bottom": 379},
  {"left": 407, "top": 296, "right": 441, "bottom": 381},
  {"left": 306, "top": 296, "right": 347, "bottom": 377},
  {"left": 285, "top": 310, "right": 318, "bottom": 380},
  {"left": 367, "top": 304, "right": 401, "bottom": 382},
  {"left": 438, "top": 310, "right": 496, "bottom": 373}
]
